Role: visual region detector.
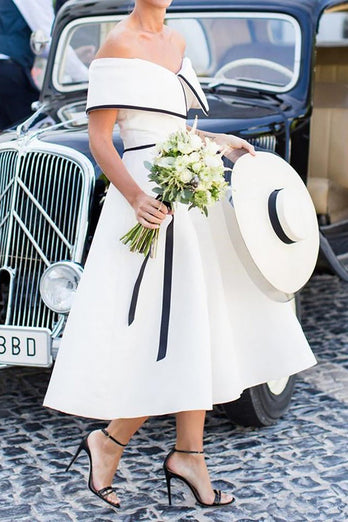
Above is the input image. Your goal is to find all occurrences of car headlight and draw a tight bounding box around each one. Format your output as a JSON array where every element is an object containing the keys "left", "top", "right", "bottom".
[{"left": 40, "top": 261, "right": 83, "bottom": 314}]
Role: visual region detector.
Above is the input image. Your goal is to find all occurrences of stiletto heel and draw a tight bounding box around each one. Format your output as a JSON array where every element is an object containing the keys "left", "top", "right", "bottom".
[
  {"left": 163, "top": 448, "right": 235, "bottom": 508},
  {"left": 65, "top": 428, "right": 127, "bottom": 509},
  {"left": 164, "top": 466, "right": 173, "bottom": 505},
  {"left": 65, "top": 439, "right": 85, "bottom": 472}
]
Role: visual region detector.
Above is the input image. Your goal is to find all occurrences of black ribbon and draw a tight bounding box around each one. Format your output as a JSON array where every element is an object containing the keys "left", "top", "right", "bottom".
[
  {"left": 157, "top": 215, "right": 174, "bottom": 361},
  {"left": 128, "top": 215, "right": 174, "bottom": 362},
  {"left": 268, "top": 189, "right": 295, "bottom": 245},
  {"left": 128, "top": 252, "right": 151, "bottom": 325}
]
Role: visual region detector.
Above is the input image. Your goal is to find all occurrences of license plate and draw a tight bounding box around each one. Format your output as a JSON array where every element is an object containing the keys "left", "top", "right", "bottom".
[{"left": 0, "top": 326, "right": 52, "bottom": 367}]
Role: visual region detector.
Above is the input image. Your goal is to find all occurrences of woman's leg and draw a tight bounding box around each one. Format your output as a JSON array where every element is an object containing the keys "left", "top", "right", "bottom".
[
  {"left": 88, "top": 416, "right": 148, "bottom": 504},
  {"left": 167, "top": 410, "right": 233, "bottom": 504}
]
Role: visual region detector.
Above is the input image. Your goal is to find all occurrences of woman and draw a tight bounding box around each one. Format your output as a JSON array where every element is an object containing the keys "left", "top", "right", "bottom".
[{"left": 44, "top": 0, "right": 317, "bottom": 510}]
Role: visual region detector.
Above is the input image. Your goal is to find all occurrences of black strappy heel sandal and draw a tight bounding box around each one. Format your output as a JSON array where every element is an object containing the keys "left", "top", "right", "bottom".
[
  {"left": 65, "top": 427, "right": 127, "bottom": 509},
  {"left": 163, "top": 448, "right": 235, "bottom": 508}
]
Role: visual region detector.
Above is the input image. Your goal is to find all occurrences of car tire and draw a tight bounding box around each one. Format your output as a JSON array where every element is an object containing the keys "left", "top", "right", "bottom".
[
  {"left": 221, "top": 293, "right": 301, "bottom": 427},
  {"left": 222, "top": 376, "right": 296, "bottom": 427}
]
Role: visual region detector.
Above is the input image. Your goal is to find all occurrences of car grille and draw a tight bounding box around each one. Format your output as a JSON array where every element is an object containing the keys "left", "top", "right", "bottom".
[
  {"left": 0, "top": 145, "right": 93, "bottom": 331},
  {"left": 249, "top": 135, "right": 276, "bottom": 152}
]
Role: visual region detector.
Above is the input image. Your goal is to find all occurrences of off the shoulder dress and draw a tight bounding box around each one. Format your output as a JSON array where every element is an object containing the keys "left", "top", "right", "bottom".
[{"left": 43, "top": 57, "right": 316, "bottom": 419}]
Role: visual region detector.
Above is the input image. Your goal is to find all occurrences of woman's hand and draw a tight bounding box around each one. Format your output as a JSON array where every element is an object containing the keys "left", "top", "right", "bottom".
[
  {"left": 213, "top": 133, "right": 256, "bottom": 163},
  {"left": 131, "top": 192, "right": 169, "bottom": 229}
]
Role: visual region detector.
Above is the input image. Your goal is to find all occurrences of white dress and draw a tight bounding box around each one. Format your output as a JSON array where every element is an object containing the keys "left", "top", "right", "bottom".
[{"left": 43, "top": 57, "right": 316, "bottom": 420}]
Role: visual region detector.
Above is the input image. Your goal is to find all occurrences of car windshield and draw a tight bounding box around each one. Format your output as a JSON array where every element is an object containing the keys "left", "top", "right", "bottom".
[{"left": 54, "top": 12, "right": 301, "bottom": 94}]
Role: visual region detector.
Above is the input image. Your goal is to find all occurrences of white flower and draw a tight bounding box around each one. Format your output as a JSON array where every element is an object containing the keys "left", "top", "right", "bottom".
[
  {"left": 178, "top": 169, "right": 193, "bottom": 183},
  {"left": 190, "top": 134, "right": 203, "bottom": 151},
  {"left": 204, "top": 138, "right": 220, "bottom": 155},
  {"left": 188, "top": 151, "right": 201, "bottom": 164},
  {"left": 204, "top": 154, "right": 223, "bottom": 169},
  {"left": 177, "top": 141, "right": 194, "bottom": 154},
  {"left": 175, "top": 155, "right": 191, "bottom": 171},
  {"left": 192, "top": 161, "right": 204, "bottom": 173}
]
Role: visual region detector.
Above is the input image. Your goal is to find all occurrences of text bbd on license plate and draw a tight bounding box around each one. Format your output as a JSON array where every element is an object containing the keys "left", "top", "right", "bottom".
[{"left": 0, "top": 326, "right": 52, "bottom": 367}]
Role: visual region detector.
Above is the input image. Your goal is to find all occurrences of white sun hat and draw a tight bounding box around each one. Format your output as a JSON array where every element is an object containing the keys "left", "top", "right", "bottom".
[{"left": 228, "top": 151, "right": 319, "bottom": 301}]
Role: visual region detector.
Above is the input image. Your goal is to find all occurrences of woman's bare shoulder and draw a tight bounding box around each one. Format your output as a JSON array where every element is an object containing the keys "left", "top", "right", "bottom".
[
  {"left": 168, "top": 27, "right": 186, "bottom": 55},
  {"left": 95, "top": 23, "right": 137, "bottom": 60}
]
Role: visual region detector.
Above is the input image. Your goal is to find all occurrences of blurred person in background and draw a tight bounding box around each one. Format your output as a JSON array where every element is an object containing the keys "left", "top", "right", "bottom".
[{"left": 0, "top": 0, "right": 54, "bottom": 130}]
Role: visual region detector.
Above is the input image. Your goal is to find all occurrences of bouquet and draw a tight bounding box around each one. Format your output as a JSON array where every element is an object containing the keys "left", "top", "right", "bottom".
[{"left": 120, "top": 122, "right": 229, "bottom": 257}]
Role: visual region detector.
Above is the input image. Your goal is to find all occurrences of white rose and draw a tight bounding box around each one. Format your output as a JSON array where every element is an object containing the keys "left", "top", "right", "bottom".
[
  {"left": 178, "top": 169, "right": 193, "bottom": 183},
  {"left": 175, "top": 155, "right": 191, "bottom": 171},
  {"left": 188, "top": 151, "right": 200, "bottom": 164},
  {"left": 192, "top": 161, "right": 203, "bottom": 173},
  {"left": 204, "top": 155, "right": 223, "bottom": 169}
]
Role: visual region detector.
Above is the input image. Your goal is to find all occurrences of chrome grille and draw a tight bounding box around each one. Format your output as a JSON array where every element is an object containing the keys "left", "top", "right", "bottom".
[
  {"left": 0, "top": 150, "right": 18, "bottom": 266},
  {"left": 249, "top": 135, "right": 276, "bottom": 152},
  {"left": 0, "top": 144, "right": 93, "bottom": 330}
]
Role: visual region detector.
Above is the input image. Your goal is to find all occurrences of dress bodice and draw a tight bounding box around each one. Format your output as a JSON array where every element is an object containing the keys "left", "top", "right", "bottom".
[{"left": 86, "top": 57, "right": 209, "bottom": 149}]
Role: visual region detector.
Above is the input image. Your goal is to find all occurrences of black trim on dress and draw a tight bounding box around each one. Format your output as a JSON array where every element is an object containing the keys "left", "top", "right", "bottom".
[
  {"left": 86, "top": 104, "right": 187, "bottom": 119},
  {"left": 177, "top": 75, "right": 209, "bottom": 116},
  {"left": 123, "top": 143, "right": 156, "bottom": 153}
]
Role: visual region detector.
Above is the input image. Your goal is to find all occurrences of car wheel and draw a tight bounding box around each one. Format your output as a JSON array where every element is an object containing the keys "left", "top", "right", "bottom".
[
  {"left": 222, "top": 375, "right": 296, "bottom": 427},
  {"left": 222, "top": 293, "right": 301, "bottom": 427}
]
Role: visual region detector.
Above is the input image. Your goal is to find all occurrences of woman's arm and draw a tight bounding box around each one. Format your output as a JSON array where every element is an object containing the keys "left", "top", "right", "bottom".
[
  {"left": 88, "top": 109, "right": 168, "bottom": 229},
  {"left": 187, "top": 125, "right": 256, "bottom": 162}
]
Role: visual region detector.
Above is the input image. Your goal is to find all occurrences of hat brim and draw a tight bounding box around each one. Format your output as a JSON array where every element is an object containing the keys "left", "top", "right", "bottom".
[{"left": 230, "top": 151, "right": 319, "bottom": 295}]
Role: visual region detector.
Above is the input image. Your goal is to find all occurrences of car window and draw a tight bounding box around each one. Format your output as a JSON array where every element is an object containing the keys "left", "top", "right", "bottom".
[
  {"left": 168, "top": 14, "right": 300, "bottom": 91},
  {"left": 53, "top": 12, "right": 301, "bottom": 94},
  {"left": 317, "top": 11, "right": 348, "bottom": 44}
]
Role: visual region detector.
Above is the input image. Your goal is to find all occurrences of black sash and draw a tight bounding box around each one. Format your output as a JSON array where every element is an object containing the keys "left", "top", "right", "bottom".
[{"left": 128, "top": 216, "right": 174, "bottom": 361}]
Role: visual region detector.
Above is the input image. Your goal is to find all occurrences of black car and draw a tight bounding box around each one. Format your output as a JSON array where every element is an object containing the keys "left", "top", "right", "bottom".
[{"left": 1, "top": 0, "right": 347, "bottom": 427}]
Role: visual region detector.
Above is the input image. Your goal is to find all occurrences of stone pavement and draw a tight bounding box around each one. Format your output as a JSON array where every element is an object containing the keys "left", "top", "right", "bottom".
[{"left": 0, "top": 273, "right": 348, "bottom": 521}]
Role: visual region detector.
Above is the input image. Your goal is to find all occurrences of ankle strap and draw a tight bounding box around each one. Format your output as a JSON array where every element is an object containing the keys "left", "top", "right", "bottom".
[
  {"left": 173, "top": 447, "right": 204, "bottom": 455},
  {"left": 101, "top": 428, "right": 127, "bottom": 447}
]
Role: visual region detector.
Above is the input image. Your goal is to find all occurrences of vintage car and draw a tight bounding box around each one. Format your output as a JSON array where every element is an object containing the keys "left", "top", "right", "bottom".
[{"left": 1, "top": 0, "right": 348, "bottom": 427}]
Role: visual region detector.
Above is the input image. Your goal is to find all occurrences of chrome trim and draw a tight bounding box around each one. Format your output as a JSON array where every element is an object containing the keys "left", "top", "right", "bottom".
[
  {"left": 52, "top": 12, "right": 301, "bottom": 95},
  {"left": 0, "top": 150, "right": 17, "bottom": 266},
  {"left": 16, "top": 103, "right": 49, "bottom": 138},
  {"left": 0, "top": 266, "right": 15, "bottom": 324},
  {"left": 0, "top": 139, "right": 95, "bottom": 333},
  {"left": 249, "top": 134, "right": 277, "bottom": 152},
  {"left": 12, "top": 209, "right": 51, "bottom": 266},
  {"left": 15, "top": 115, "right": 87, "bottom": 142},
  {"left": 51, "top": 315, "right": 66, "bottom": 339},
  {"left": 16, "top": 177, "right": 73, "bottom": 251}
]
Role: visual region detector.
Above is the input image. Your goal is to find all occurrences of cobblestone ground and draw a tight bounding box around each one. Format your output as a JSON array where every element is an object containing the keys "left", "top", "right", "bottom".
[{"left": 1, "top": 273, "right": 348, "bottom": 522}]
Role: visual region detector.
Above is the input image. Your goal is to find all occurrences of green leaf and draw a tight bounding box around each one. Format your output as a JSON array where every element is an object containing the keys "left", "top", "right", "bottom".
[
  {"left": 183, "top": 188, "right": 194, "bottom": 200},
  {"left": 152, "top": 187, "right": 164, "bottom": 194},
  {"left": 144, "top": 161, "right": 153, "bottom": 170}
]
